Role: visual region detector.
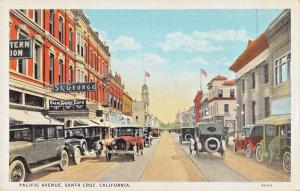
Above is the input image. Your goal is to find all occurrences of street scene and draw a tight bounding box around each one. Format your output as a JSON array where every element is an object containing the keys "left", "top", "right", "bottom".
[{"left": 8, "top": 8, "right": 291, "bottom": 185}]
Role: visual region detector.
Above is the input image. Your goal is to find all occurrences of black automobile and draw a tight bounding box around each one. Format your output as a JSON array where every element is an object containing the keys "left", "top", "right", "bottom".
[
  {"left": 143, "top": 126, "right": 152, "bottom": 147},
  {"left": 64, "top": 125, "right": 109, "bottom": 164},
  {"left": 179, "top": 127, "right": 195, "bottom": 144},
  {"left": 9, "top": 124, "right": 69, "bottom": 182},
  {"left": 190, "top": 123, "right": 226, "bottom": 158}
]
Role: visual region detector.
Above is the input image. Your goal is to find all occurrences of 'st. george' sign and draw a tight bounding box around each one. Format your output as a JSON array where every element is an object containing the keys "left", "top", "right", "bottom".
[
  {"left": 53, "top": 82, "right": 96, "bottom": 93},
  {"left": 9, "top": 39, "right": 33, "bottom": 59}
]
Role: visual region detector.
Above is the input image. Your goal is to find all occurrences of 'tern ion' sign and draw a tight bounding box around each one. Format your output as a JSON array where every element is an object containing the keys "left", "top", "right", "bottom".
[
  {"left": 53, "top": 82, "right": 96, "bottom": 93},
  {"left": 9, "top": 39, "right": 32, "bottom": 59},
  {"left": 49, "top": 100, "right": 86, "bottom": 111}
]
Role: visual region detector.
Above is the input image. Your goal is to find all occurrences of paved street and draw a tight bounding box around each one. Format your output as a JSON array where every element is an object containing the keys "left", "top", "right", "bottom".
[{"left": 26, "top": 132, "right": 289, "bottom": 182}]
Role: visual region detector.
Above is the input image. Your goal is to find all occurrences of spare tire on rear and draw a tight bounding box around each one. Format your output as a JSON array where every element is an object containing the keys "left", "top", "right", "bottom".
[{"left": 204, "top": 137, "right": 220, "bottom": 152}]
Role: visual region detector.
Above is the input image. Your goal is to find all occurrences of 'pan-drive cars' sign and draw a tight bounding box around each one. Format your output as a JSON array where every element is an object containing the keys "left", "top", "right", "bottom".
[
  {"left": 53, "top": 82, "right": 96, "bottom": 93},
  {"left": 49, "top": 100, "right": 86, "bottom": 111},
  {"left": 9, "top": 39, "right": 33, "bottom": 59}
]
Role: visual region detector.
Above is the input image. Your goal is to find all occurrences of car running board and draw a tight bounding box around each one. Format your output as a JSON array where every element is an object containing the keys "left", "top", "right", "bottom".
[{"left": 29, "top": 161, "right": 61, "bottom": 174}]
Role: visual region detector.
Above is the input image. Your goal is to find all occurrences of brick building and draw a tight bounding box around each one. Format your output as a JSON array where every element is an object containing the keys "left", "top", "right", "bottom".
[
  {"left": 193, "top": 90, "right": 203, "bottom": 124},
  {"left": 9, "top": 9, "right": 110, "bottom": 127}
]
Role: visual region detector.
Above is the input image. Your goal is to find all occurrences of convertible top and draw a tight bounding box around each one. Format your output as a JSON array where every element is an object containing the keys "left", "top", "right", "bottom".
[{"left": 256, "top": 114, "right": 290, "bottom": 125}]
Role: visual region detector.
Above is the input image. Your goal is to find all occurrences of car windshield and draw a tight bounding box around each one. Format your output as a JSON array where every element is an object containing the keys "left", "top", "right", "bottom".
[
  {"left": 66, "top": 129, "right": 84, "bottom": 138},
  {"left": 10, "top": 128, "right": 32, "bottom": 142},
  {"left": 244, "top": 128, "right": 251, "bottom": 137},
  {"left": 118, "top": 128, "right": 135, "bottom": 136}
]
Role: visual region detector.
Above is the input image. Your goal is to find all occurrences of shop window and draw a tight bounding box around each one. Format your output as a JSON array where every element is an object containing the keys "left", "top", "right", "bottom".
[
  {"left": 25, "top": 94, "right": 44, "bottom": 107},
  {"left": 10, "top": 90, "right": 22, "bottom": 104}
]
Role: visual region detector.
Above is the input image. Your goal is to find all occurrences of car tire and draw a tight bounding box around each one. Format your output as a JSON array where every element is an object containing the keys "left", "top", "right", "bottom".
[
  {"left": 283, "top": 151, "right": 291, "bottom": 173},
  {"left": 204, "top": 137, "right": 220, "bottom": 153},
  {"left": 9, "top": 160, "right": 26, "bottom": 182},
  {"left": 73, "top": 147, "right": 81, "bottom": 165},
  {"left": 82, "top": 142, "right": 87, "bottom": 155},
  {"left": 59, "top": 150, "right": 69, "bottom": 171},
  {"left": 255, "top": 144, "right": 264, "bottom": 162},
  {"left": 184, "top": 134, "right": 192, "bottom": 142},
  {"left": 132, "top": 145, "right": 137, "bottom": 161},
  {"left": 106, "top": 151, "right": 112, "bottom": 161},
  {"left": 245, "top": 144, "right": 252, "bottom": 158},
  {"left": 96, "top": 150, "right": 101, "bottom": 158}
]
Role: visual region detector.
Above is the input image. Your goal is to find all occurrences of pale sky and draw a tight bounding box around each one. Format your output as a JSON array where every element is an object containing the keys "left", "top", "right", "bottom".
[{"left": 85, "top": 9, "right": 283, "bottom": 123}]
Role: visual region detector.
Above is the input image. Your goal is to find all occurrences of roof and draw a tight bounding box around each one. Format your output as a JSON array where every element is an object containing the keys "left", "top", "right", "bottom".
[
  {"left": 229, "top": 33, "right": 269, "bottom": 73},
  {"left": 207, "top": 75, "right": 227, "bottom": 85},
  {"left": 223, "top": 80, "right": 235, "bottom": 86},
  {"left": 115, "top": 124, "right": 144, "bottom": 129},
  {"left": 256, "top": 114, "right": 290, "bottom": 125}
]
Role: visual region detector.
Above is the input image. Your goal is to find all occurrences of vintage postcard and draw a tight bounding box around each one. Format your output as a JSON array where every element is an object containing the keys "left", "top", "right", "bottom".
[{"left": 0, "top": 0, "right": 300, "bottom": 191}]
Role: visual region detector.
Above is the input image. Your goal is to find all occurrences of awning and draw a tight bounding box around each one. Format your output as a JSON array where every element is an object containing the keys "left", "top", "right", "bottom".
[
  {"left": 74, "top": 119, "right": 99, "bottom": 126},
  {"left": 256, "top": 114, "right": 291, "bottom": 125},
  {"left": 10, "top": 109, "right": 63, "bottom": 125}
]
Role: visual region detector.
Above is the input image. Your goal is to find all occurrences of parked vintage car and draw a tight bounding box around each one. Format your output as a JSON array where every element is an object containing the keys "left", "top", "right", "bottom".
[
  {"left": 104, "top": 124, "right": 144, "bottom": 161},
  {"left": 233, "top": 124, "right": 263, "bottom": 158},
  {"left": 151, "top": 127, "right": 161, "bottom": 138},
  {"left": 190, "top": 123, "right": 226, "bottom": 158},
  {"left": 179, "top": 127, "right": 195, "bottom": 144},
  {"left": 254, "top": 115, "right": 291, "bottom": 173},
  {"left": 64, "top": 125, "right": 109, "bottom": 164},
  {"left": 9, "top": 124, "right": 69, "bottom": 182},
  {"left": 143, "top": 126, "right": 152, "bottom": 147}
]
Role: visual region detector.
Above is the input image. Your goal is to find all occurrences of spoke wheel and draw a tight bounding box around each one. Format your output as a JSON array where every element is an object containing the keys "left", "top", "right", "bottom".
[
  {"left": 245, "top": 144, "right": 252, "bottom": 158},
  {"left": 73, "top": 147, "right": 81, "bottom": 165},
  {"left": 283, "top": 151, "right": 291, "bottom": 173},
  {"left": 59, "top": 150, "right": 69, "bottom": 171},
  {"left": 255, "top": 145, "right": 264, "bottom": 162},
  {"left": 9, "top": 160, "right": 26, "bottom": 182}
]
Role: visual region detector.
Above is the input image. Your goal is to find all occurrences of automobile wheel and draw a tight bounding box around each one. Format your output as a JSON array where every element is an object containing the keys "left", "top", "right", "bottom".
[
  {"left": 184, "top": 134, "right": 192, "bottom": 142},
  {"left": 9, "top": 160, "right": 26, "bottom": 182},
  {"left": 96, "top": 150, "right": 101, "bottom": 158},
  {"left": 283, "top": 151, "right": 291, "bottom": 173},
  {"left": 82, "top": 143, "right": 87, "bottom": 155},
  {"left": 132, "top": 145, "right": 137, "bottom": 161},
  {"left": 106, "top": 149, "right": 112, "bottom": 161},
  {"left": 255, "top": 145, "right": 264, "bottom": 162},
  {"left": 245, "top": 144, "right": 252, "bottom": 158},
  {"left": 73, "top": 147, "right": 81, "bottom": 165},
  {"left": 204, "top": 137, "right": 220, "bottom": 153},
  {"left": 59, "top": 150, "right": 69, "bottom": 171}
]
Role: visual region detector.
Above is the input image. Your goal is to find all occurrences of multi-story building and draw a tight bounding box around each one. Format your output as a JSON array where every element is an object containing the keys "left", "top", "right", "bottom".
[
  {"left": 207, "top": 75, "right": 236, "bottom": 133},
  {"left": 175, "top": 106, "right": 195, "bottom": 127},
  {"left": 123, "top": 92, "right": 133, "bottom": 116},
  {"left": 9, "top": 9, "right": 110, "bottom": 127},
  {"left": 193, "top": 90, "right": 203, "bottom": 124},
  {"left": 132, "top": 83, "right": 151, "bottom": 125},
  {"left": 107, "top": 72, "right": 125, "bottom": 124},
  {"left": 200, "top": 94, "right": 209, "bottom": 122},
  {"left": 229, "top": 9, "right": 290, "bottom": 130}
]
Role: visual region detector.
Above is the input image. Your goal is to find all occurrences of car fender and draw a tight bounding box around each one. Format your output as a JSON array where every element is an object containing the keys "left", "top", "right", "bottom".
[
  {"left": 9, "top": 154, "right": 28, "bottom": 165},
  {"left": 56, "top": 145, "right": 69, "bottom": 158}
]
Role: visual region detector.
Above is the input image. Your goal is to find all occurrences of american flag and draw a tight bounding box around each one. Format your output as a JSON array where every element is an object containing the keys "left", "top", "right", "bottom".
[
  {"left": 200, "top": 69, "right": 207, "bottom": 77},
  {"left": 145, "top": 71, "right": 150, "bottom": 78}
]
